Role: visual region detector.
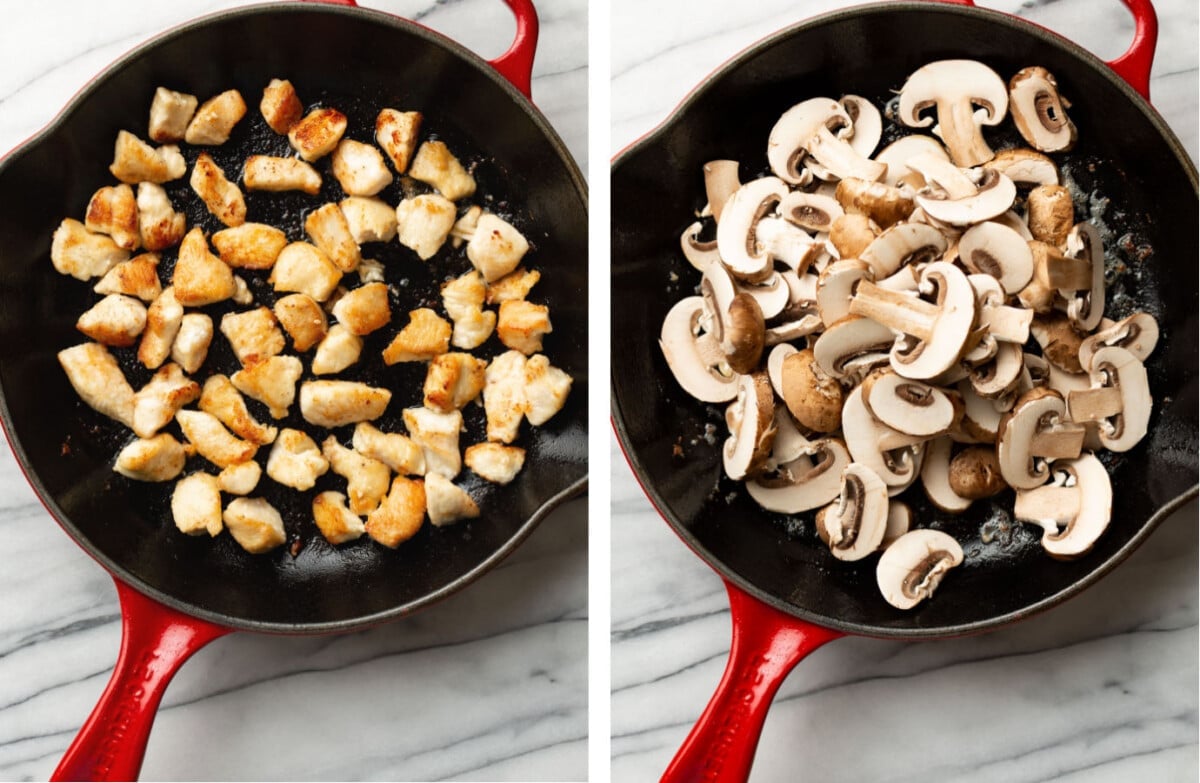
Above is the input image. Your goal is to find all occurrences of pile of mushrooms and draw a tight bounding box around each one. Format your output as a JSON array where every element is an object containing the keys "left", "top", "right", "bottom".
[{"left": 661, "top": 60, "right": 1158, "bottom": 610}]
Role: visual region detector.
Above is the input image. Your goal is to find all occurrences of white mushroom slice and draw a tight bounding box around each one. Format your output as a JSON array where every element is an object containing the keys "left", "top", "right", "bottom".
[
  {"left": 467, "top": 213, "right": 529, "bottom": 282},
  {"left": 51, "top": 218, "right": 129, "bottom": 281},
  {"left": 1009, "top": 67, "right": 1076, "bottom": 153},
  {"left": 322, "top": 436, "right": 389, "bottom": 515},
  {"left": 218, "top": 461, "right": 261, "bottom": 496},
  {"left": 340, "top": 196, "right": 398, "bottom": 244},
  {"left": 382, "top": 308, "right": 452, "bottom": 364},
  {"left": 176, "top": 409, "right": 258, "bottom": 468},
  {"left": 185, "top": 90, "right": 246, "bottom": 145},
  {"left": 288, "top": 107, "right": 348, "bottom": 162},
  {"left": 212, "top": 223, "right": 288, "bottom": 270},
  {"left": 659, "top": 297, "right": 738, "bottom": 404},
  {"left": 970, "top": 341, "right": 1026, "bottom": 404},
  {"left": 958, "top": 221, "right": 1033, "bottom": 294},
  {"left": 1065, "top": 346, "right": 1151, "bottom": 452},
  {"left": 904, "top": 151, "right": 979, "bottom": 200},
  {"left": 992, "top": 210, "right": 1034, "bottom": 242},
  {"left": 812, "top": 315, "right": 894, "bottom": 381},
  {"left": 722, "top": 372, "right": 775, "bottom": 482},
  {"left": 148, "top": 87, "right": 198, "bottom": 143},
  {"left": 375, "top": 108, "right": 423, "bottom": 174},
  {"left": 353, "top": 422, "right": 425, "bottom": 476},
  {"left": 243, "top": 155, "right": 322, "bottom": 195},
  {"left": 858, "top": 222, "right": 947, "bottom": 278},
  {"left": 269, "top": 242, "right": 343, "bottom": 302},
  {"left": 85, "top": 184, "right": 140, "bottom": 250},
  {"left": 1079, "top": 313, "right": 1158, "bottom": 369},
  {"left": 1014, "top": 453, "right": 1110, "bottom": 559},
  {"left": 738, "top": 273, "right": 790, "bottom": 321},
  {"left": 189, "top": 153, "right": 245, "bottom": 227},
  {"left": 877, "top": 529, "right": 964, "bottom": 610},
  {"left": 897, "top": 60, "right": 1008, "bottom": 167},
  {"left": 919, "top": 436, "right": 972, "bottom": 512},
  {"left": 424, "top": 472, "right": 480, "bottom": 527},
  {"left": 841, "top": 385, "right": 925, "bottom": 488},
  {"left": 114, "top": 434, "right": 187, "bottom": 482},
  {"left": 259, "top": 78, "right": 303, "bottom": 135},
  {"left": 779, "top": 192, "right": 844, "bottom": 233},
  {"left": 954, "top": 380, "right": 1003, "bottom": 444},
  {"left": 330, "top": 282, "right": 390, "bottom": 336},
  {"left": 524, "top": 354, "right": 572, "bottom": 426},
  {"left": 968, "top": 274, "right": 1033, "bottom": 348},
  {"left": 464, "top": 443, "right": 525, "bottom": 485},
  {"left": 171, "top": 473, "right": 222, "bottom": 536},
  {"left": 840, "top": 95, "right": 882, "bottom": 158},
  {"left": 497, "top": 300, "right": 552, "bottom": 355},
  {"left": 231, "top": 355, "right": 303, "bottom": 419},
  {"left": 403, "top": 406, "right": 463, "bottom": 478},
  {"left": 861, "top": 370, "right": 957, "bottom": 437},
  {"left": 132, "top": 363, "right": 199, "bottom": 439},
  {"left": 781, "top": 348, "right": 843, "bottom": 433},
  {"left": 716, "top": 177, "right": 786, "bottom": 281},
  {"left": 754, "top": 217, "right": 822, "bottom": 275},
  {"left": 770, "top": 98, "right": 887, "bottom": 183},
  {"left": 747, "top": 438, "right": 849, "bottom": 513},
  {"left": 365, "top": 476, "right": 426, "bottom": 548},
  {"left": 200, "top": 374, "right": 278, "bottom": 445},
  {"left": 881, "top": 501, "right": 913, "bottom": 549},
  {"left": 299, "top": 380, "right": 391, "bottom": 428},
  {"left": 450, "top": 205, "right": 483, "bottom": 249},
  {"left": 1061, "top": 222, "right": 1105, "bottom": 332},
  {"left": 815, "top": 463, "right": 889, "bottom": 561},
  {"left": 220, "top": 307, "right": 284, "bottom": 365},
  {"left": 874, "top": 136, "right": 950, "bottom": 189},
  {"left": 983, "top": 148, "right": 1059, "bottom": 186},
  {"left": 57, "top": 342, "right": 136, "bottom": 428},
  {"left": 310, "top": 323, "right": 363, "bottom": 375},
  {"left": 423, "top": 352, "right": 487, "bottom": 413},
  {"left": 834, "top": 178, "right": 915, "bottom": 229},
  {"left": 766, "top": 343, "right": 797, "bottom": 399},
  {"left": 305, "top": 203, "right": 361, "bottom": 273},
  {"left": 109, "top": 131, "right": 186, "bottom": 184},
  {"left": 331, "top": 139, "right": 393, "bottom": 196},
  {"left": 408, "top": 140, "right": 476, "bottom": 201},
  {"left": 916, "top": 168, "right": 1016, "bottom": 226},
  {"left": 170, "top": 313, "right": 213, "bottom": 374},
  {"left": 484, "top": 350, "right": 528, "bottom": 444},
  {"left": 815, "top": 259, "right": 871, "bottom": 327},
  {"left": 312, "top": 491, "right": 366, "bottom": 545},
  {"left": 265, "top": 428, "right": 329, "bottom": 491},
  {"left": 223, "top": 497, "right": 286, "bottom": 554},
  {"left": 996, "top": 387, "right": 1086, "bottom": 489},
  {"left": 76, "top": 294, "right": 147, "bottom": 347},
  {"left": 94, "top": 253, "right": 162, "bottom": 302}
]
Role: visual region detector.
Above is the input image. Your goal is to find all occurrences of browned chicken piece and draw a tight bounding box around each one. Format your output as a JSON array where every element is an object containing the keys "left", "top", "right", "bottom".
[
  {"left": 217, "top": 461, "right": 261, "bottom": 495},
  {"left": 200, "top": 374, "right": 279, "bottom": 445},
  {"left": 173, "top": 227, "right": 236, "bottom": 306},
  {"left": 312, "top": 491, "right": 365, "bottom": 545},
  {"left": 485, "top": 267, "right": 541, "bottom": 305},
  {"left": 171, "top": 313, "right": 213, "bottom": 374},
  {"left": 497, "top": 300, "right": 552, "bottom": 355},
  {"left": 231, "top": 355, "right": 303, "bottom": 419},
  {"left": 176, "top": 409, "right": 258, "bottom": 468},
  {"left": 467, "top": 213, "right": 529, "bottom": 282},
  {"left": 395, "top": 194, "right": 456, "bottom": 261},
  {"left": 331, "top": 282, "right": 390, "bottom": 335},
  {"left": 311, "top": 324, "right": 363, "bottom": 375},
  {"left": 274, "top": 294, "right": 328, "bottom": 352},
  {"left": 132, "top": 363, "right": 199, "bottom": 439},
  {"left": 94, "top": 253, "right": 162, "bottom": 302},
  {"left": 136, "top": 184, "right": 186, "bottom": 251},
  {"left": 449, "top": 205, "right": 482, "bottom": 249},
  {"left": 212, "top": 223, "right": 288, "bottom": 269},
  {"left": 243, "top": 155, "right": 322, "bottom": 195},
  {"left": 190, "top": 153, "right": 246, "bottom": 227},
  {"left": 223, "top": 497, "right": 286, "bottom": 554},
  {"left": 439, "top": 270, "right": 495, "bottom": 350},
  {"left": 365, "top": 476, "right": 426, "bottom": 548},
  {"left": 352, "top": 422, "right": 425, "bottom": 475},
  {"left": 323, "top": 436, "right": 390, "bottom": 515},
  {"left": 115, "top": 433, "right": 187, "bottom": 482},
  {"left": 76, "top": 294, "right": 147, "bottom": 347},
  {"left": 423, "top": 353, "right": 487, "bottom": 413},
  {"left": 232, "top": 275, "right": 254, "bottom": 305},
  {"left": 269, "top": 242, "right": 343, "bottom": 302},
  {"left": 171, "top": 472, "right": 222, "bottom": 536},
  {"left": 109, "top": 131, "right": 186, "bottom": 184},
  {"left": 402, "top": 406, "right": 463, "bottom": 478},
  {"left": 85, "top": 184, "right": 140, "bottom": 250},
  {"left": 220, "top": 307, "right": 285, "bottom": 365},
  {"left": 148, "top": 87, "right": 198, "bottom": 143},
  {"left": 340, "top": 197, "right": 397, "bottom": 243},
  {"left": 424, "top": 472, "right": 480, "bottom": 526},
  {"left": 331, "top": 139, "right": 393, "bottom": 196},
  {"left": 51, "top": 218, "right": 129, "bottom": 281},
  {"left": 138, "top": 286, "right": 184, "bottom": 369},
  {"left": 408, "top": 140, "right": 476, "bottom": 201},
  {"left": 185, "top": 90, "right": 247, "bottom": 145},
  {"left": 266, "top": 428, "right": 329, "bottom": 491},
  {"left": 57, "top": 342, "right": 137, "bottom": 428},
  {"left": 374, "top": 108, "right": 422, "bottom": 174},
  {"left": 259, "top": 78, "right": 303, "bottom": 135},
  {"left": 357, "top": 258, "right": 385, "bottom": 284},
  {"left": 464, "top": 442, "right": 526, "bottom": 485},
  {"left": 288, "top": 107, "right": 347, "bottom": 161},
  {"left": 382, "top": 308, "right": 452, "bottom": 364},
  {"left": 524, "top": 354, "right": 572, "bottom": 426},
  {"left": 298, "top": 380, "right": 392, "bottom": 428},
  {"left": 305, "top": 203, "right": 361, "bottom": 273},
  {"left": 483, "top": 350, "right": 527, "bottom": 444}
]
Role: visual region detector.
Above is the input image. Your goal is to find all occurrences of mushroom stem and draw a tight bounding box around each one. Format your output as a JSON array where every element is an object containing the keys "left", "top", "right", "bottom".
[
  {"left": 1013, "top": 485, "right": 1080, "bottom": 528},
  {"left": 1065, "top": 386, "right": 1123, "bottom": 422},
  {"left": 1030, "top": 425, "right": 1087, "bottom": 459},
  {"left": 935, "top": 97, "right": 994, "bottom": 167},
  {"left": 807, "top": 127, "right": 887, "bottom": 182},
  {"left": 704, "top": 160, "right": 741, "bottom": 222},
  {"left": 849, "top": 280, "right": 936, "bottom": 341}
]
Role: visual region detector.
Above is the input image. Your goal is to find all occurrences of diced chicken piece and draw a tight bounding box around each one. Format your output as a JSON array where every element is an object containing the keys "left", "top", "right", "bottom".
[
  {"left": 218, "top": 461, "right": 262, "bottom": 495},
  {"left": 265, "top": 428, "right": 329, "bottom": 490},
  {"left": 305, "top": 203, "right": 361, "bottom": 273},
  {"left": 243, "top": 155, "right": 322, "bottom": 195},
  {"left": 497, "top": 300, "right": 552, "bottom": 355},
  {"left": 109, "top": 131, "right": 186, "bottom": 184},
  {"left": 402, "top": 407, "right": 462, "bottom": 478},
  {"left": 486, "top": 267, "right": 541, "bottom": 305},
  {"left": 312, "top": 491, "right": 365, "bottom": 545},
  {"left": 223, "top": 497, "right": 286, "bottom": 554},
  {"left": 76, "top": 294, "right": 147, "bottom": 347},
  {"left": 190, "top": 153, "right": 246, "bottom": 227},
  {"left": 274, "top": 294, "right": 328, "bottom": 352},
  {"left": 298, "top": 380, "right": 391, "bottom": 428},
  {"left": 331, "top": 282, "right": 390, "bottom": 335},
  {"left": 270, "top": 242, "right": 342, "bottom": 301},
  {"left": 176, "top": 409, "right": 258, "bottom": 468},
  {"left": 484, "top": 350, "right": 527, "bottom": 444},
  {"left": 352, "top": 422, "right": 424, "bottom": 475},
  {"left": 441, "top": 270, "right": 486, "bottom": 321},
  {"left": 310, "top": 324, "right": 363, "bottom": 375},
  {"left": 132, "top": 363, "right": 200, "bottom": 439},
  {"left": 220, "top": 307, "right": 284, "bottom": 365},
  {"left": 173, "top": 227, "right": 236, "bottom": 306},
  {"left": 171, "top": 472, "right": 222, "bottom": 536},
  {"left": 340, "top": 197, "right": 397, "bottom": 244},
  {"left": 323, "top": 436, "right": 390, "bottom": 515},
  {"left": 365, "top": 476, "right": 425, "bottom": 548},
  {"left": 200, "top": 374, "right": 278, "bottom": 445},
  {"left": 136, "top": 183, "right": 186, "bottom": 251},
  {"left": 138, "top": 287, "right": 183, "bottom": 369},
  {"left": 212, "top": 223, "right": 288, "bottom": 270},
  {"left": 85, "top": 184, "right": 140, "bottom": 250},
  {"left": 468, "top": 213, "right": 529, "bottom": 282},
  {"left": 357, "top": 257, "right": 385, "bottom": 284},
  {"left": 382, "top": 308, "right": 451, "bottom": 364},
  {"left": 233, "top": 275, "right": 254, "bottom": 305},
  {"left": 185, "top": 90, "right": 246, "bottom": 145},
  {"left": 51, "top": 219, "right": 129, "bottom": 281},
  {"left": 231, "top": 355, "right": 303, "bottom": 419},
  {"left": 170, "top": 313, "right": 213, "bottom": 374},
  {"left": 374, "top": 109, "right": 422, "bottom": 174},
  {"left": 148, "top": 87, "right": 198, "bottom": 143},
  {"left": 409, "top": 140, "right": 476, "bottom": 201},
  {"left": 464, "top": 443, "right": 526, "bottom": 485},
  {"left": 288, "top": 107, "right": 348, "bottom": 161},
  {"left": 259, "top": 78, "right": 303, "bottom": 135},
  {"left": 424, "top": 472, "right": 480, "bottom": 526},
  {"left": 395, "top": 194, "right": 456, "bottom": 261},
  {"left": 57, "top": 342, "right": 136, "bottom": 428},
  {"left": 449, "top": 205, "right": 482, "bottom": 249},
  {"left": 331, "top": 139, "right": 393, "bottom": 196},
  {"left": 94, "top": 253, "right": 162, "bottom": 302},
  {"left": 115, "top": 433, "right": 187, "bottom": 482},
  {"left": 451, "top": 308, "right": 497, "bottom": 351},
  {"left": 423, "top": 353, "right": 486, "bottom": 412},
  {"left": 525, "top": 354, "right": 572, "bottom": 426}
]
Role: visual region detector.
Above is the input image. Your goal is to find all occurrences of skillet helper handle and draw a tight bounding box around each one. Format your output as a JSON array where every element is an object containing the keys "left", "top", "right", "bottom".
[
  {"left": 51, "top": 580, "right": 230, "bottom": 782},
  {"left": 661, "top": 581, "right": 843, "bottom": 783}
]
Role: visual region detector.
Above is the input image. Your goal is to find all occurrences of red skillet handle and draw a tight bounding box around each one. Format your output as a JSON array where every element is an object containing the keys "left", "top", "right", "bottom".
[
  {"left": 299, "top": 0, "right": 539, "bottom": 99},
  {"left": 51, "top": 580, "right": 230, "bottom": 782},
  {"left": 661, "top": 581, "right": 843, "bottom": 783}
]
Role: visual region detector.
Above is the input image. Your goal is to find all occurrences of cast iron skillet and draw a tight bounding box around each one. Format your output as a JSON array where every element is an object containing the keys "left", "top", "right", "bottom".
[
  {"left": 610, "top": 0, "right": 1196, "bottom": 779},
  {"left": 0, "top": 1, "right": 587, "bottom": 779}
]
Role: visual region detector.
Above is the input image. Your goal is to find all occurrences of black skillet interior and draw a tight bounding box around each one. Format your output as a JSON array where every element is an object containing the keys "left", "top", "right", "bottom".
[
  {"left": 611, "top": 3, "right": 1197, "bottom": 638},
  {"left": 0, "top": 4, "right": 587, "bottom": 631}
]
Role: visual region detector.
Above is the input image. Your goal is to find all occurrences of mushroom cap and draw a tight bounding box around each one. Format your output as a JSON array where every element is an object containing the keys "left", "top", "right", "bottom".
[
  {"left": 958, "top": 221, "right": 1034, "bottom": 294},
  {"left": 767, "top": 98, "right": 849, "bottom": 185},
  {"left": 916, "top": 168, "right": 1017, "bottom": 226},
  {"left": 984, "top": 147, "right": 1059, "bottom": 186},
  {"left": 881, "top": 500, "right": 913, "bottom": 548},
  {"left": 897, "top": 60, "right": 1008, "bottom": 167},
  {"left": 859, "top": 222, "right": 947, "bottom": 278},
  {"left": 782, "top": 348, "right": 844, "bottom": 433},
  {"left": 874, "top": 135, "right": 950, "bottom": 189},
  {"left": 1019, "top": 453, "right": 1111, "bottom": 559},
  {"left": 1078, "top": 312, "right": 1159, "bottom": 368},
  {"left": 722, "top": 371, "right": 776, "bottom": 481},
  {"left": 780, "top": 191, "right": 844, "bottom": 233},
  {"left": 816, "top": 258, "right": 872, "bottom": 326},
  {"left": 829, "top": 213, "right": 880, "bottom": 259},
  {"left": 812, "top": 315, "right": 894, "bottom": 380},
  {"left": 1031, "top": 310, "right": 1086, "bottom": 374},
  {"left": 815, "top": 462, "right": 889, "bottom": 561},
  {"left": 920, "top": 435, "right": 972, "bottom": 512},
  {"left": 992, "top": 210, "right": 1034, "bottom": 241},
  {"left": 703, "top": 159, "right": 742, "bottom": 222},
  {"left": 747, "top": 438, "right": 851, "bottom": 514},
  {"left": 721, "top": 293, "right": 766, "bottom": 374},
  {"left": 861, "top": 369, "right": 958, "bottom": 437},
  {"left": 766, "top": 343, "right": 797, "bottom": 399},
  {"left": 659, "top": 297, "right": 738, "bottom": 403},
  {"left": 1081, "top": 346, "right": 1151, "bottom": 452},
  {"left": 876, "top": 528, "right": 964, "bottom": 610},
  {"left": 840, "top": 95, "right": 883, "bottom": 158},
  {"left": 716, "top": 177, "right": 787, "bottom": 281},
  {"left": 996, "top": 386, "right": 1067, "bottom": 489},
  {"left": 835, "top": 178, "right": 915, "bottom": 229},
  {"left": 1009, "top": 67, "right": 1077, "bottom": 153},
  {"left": 948, "top": 445, "right": 1008, "bottom": 499},
  {"left": 1062, "top": 222, "right": 1105, "bottom": 331}
]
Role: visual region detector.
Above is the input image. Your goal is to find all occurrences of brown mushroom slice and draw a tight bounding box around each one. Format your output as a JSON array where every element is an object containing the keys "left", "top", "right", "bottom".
[
  {"left": 815, "top": 463, "right": 889, "bottom": 561},
  {"left": 842, "top": 386, "right": 924, "bottom": 488},
  {"left": 873, "top": 135, "right": 949, "bottom": 189},
  {"left": 858, "top": 222, "right": 947, "bottom": 278},
  {"left": 812, "top": 315, "right": 894, "bottom": 381},
  {"left": 659, "top": 297, "right": 738, "bottom": 404},
  {"left": 703, "top": 160, "right": 741, "bottom": 222},
  {"left": 1009, "top": 67, "right": 1077, "bottom": 153},
  {"left": 679, "top": 221, "right": 720, "bottom": 272},
  {"left": 1061, "top": 222, "right": 1105, "bottom": 331},
  {"left": 1026, "top": 185, "right": 1074, "bottom": 248},
  {"left": 916, "top": 168, "right": 1016, "bottom": 226},
  {"left": 861, "top": 370, "right": 956, "bottom": 437},
  {"left": 983, "top": 148, "right": 1059, "bottom": 186},
  {"left": 747, "top": 439, "right": 850, "bottom": 514},
  {"left": 958, "top": 221, "right": 1033, "bottom": 294},
  {"left": 716, "top": 177, "right": 787, "bottom": 281},
  {"left": 968, "top": 341, "right": 1025, "bottom": 399},
  {"left": 835, "top": 178, "right": 914, "bottom": 229},
  {"left": 768, "top": 98, "right": 885, "bottom": 184},
  {"left": 780, "top": 191, "right": 844, "bottom": 233},
  {"left": 1065, "top": 346, "right": 1151, "bottom": 452},
  {"left": 1078, "top": 312, "right": 1159, "bottom": 369},
  {"left": 897, "top": 60, "right": 1008, "bottom": 167},
  {"left": 996, "top": 387, "right": 1086, "bottom": 489},
  {"left": 876, "top": 529, "right": 964, "bottom": 610},
  {"left": 829, "top": 213, "right": 880, "bottom": 259},
  {"left": 953, "top": 380, "right": 1002, "bottom": 445},
  {"left": 919, "top": 436, "right": 972, "bottom": 512},
  {"left": 781, "top": 348, "right": 843, "bottom": 433},
  {"left": 721, "top": 372, "right": 775, "bottom": 481}
]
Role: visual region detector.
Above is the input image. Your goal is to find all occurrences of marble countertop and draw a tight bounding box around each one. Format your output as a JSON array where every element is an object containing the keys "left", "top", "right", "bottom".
[
  {"left": 0, "top": 1, "right": 586, "bottom": 781},
  {"left": 611, "top": 1, "right": 1198, "bottom": 781}
]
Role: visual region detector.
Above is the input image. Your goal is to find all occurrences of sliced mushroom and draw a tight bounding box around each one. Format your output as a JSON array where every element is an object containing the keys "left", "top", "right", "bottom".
[
  {"left": 704, "top": 160, "right": 742, "bottom": 222},
  {"left": 858, "top": 222, "right": 947, "bottom": 278},
  {"left": 816, "top": 258, "right": 872, "bottom": 326},
  {"left": 968, "top": 341, "right": 1025, "bottom": 399},
  {"left": 861, "top": 370, "right": 958, "bottom": 437},
  {"left": 722, "top": 372, "right": 776, "bottom": 481},
  {"left": 829, "top": 213, "right": 880, "bottom": 259},
  {"left": 658, "top": 297, "right": 738, "bottom": 403},
  {"left": 983, "top": 148, "right": 1059, "bottom": 186},
  {"left": 769, "top": 406, "right": 812, "bottom": 467},
  {"left": 738, "top": 272, "right": 791, "bottom": 320},
  {"left": 969, "top": 274, "right": 1032, "bottom": 349},
  {"left": 1061, "top": 222, "right": 1105, "bottom": 331},
  {"left": 876, "top": 529, "right": 964, "bottom": 610},
  {"left": 841, "top": 385, "right": 924, "bottom": 487},
  {"left": 1009, "top": 67, "right": 1077, "bottom": 153},
  {"left": 1031, "top": 311, "right": 1087, "bottom": 374},
  {"left": 916, "top": 168, "right": 1016, "bottom": 227},
  {"left": 996, "top": 387, "right": 1086, "bottom": 489},
  {"left": 747, "top": 438, "right": 850, "bottom": 514},
  {"left": 897, "top": 60, "right": 1008, "bottom": 167},
  {"left": 1025, "top": 185, "right": 1074, "bottom": 248},
  {"left": 1078, "top": 312, "right": 1158, "bottom": 369},
  {"left": 755, "top": 216, "right": 823, "bottom": 273},
  {"left": 920, "top": 435, "right": 972, "bottom": 512},
  {"left": 766, "top": 344, "right": 797, "bottom": 399},
  {"left": 958, "top": 221, "right": 1034, "bottom": 294},
  {"left": 1013, "top": 453, "right": 1109, "bottom": 559},
  {"left": 716, "top": 177, "right": 787, "bottom": 281},
  {"left": 881, "top": 501, "right": 913, "bottom": 548},
  {"left": 767, "top": 98, "right": 885, "bottom": 184},
  {"left": 781, "top": 348, "right": 844, "bottom": 433},
  {"left": 1065, "top": 346, "right": 1151, "bottom": 452},
  {"left": 835, "top": 177, "right": 915, "bottom": 229},
  {"left": 815, "top": 463, "right": 889, "bottom": 561},
  {"left": 840, "top": 95, "right": 882, "bottom": 158},
  {"left": 780, "top": 191, "right": 844, "bottom": 232},
  {"left": 812, "top": 315, "right": 894, "bottom": 380},
  {"left": 720, "top": 293, "right": 766, "bottom": 374},
  {"left": 873, "top": 135, "right": 950, "bottom": 189},
  {"left": 680, "top": 221, "right": 720, "bottom": 271},
  {"left": 992, "top": 210, "right": 1035, "bottom": 241},
  {"left": 955, "top": 380, "right": 1003, "bottom": 444}
]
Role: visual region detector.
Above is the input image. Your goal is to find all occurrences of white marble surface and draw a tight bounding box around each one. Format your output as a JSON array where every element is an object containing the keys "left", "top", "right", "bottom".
[
  {"left": 0, "top": 1, "right": 586, "bottom": 781},
  {"left": 611, "top": 1, "right": 1198, "bottom": 781}
]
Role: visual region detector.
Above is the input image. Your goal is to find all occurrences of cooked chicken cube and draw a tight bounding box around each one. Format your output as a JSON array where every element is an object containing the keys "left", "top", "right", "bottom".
[
  {"left": 424, "top": 472, "right": 480, "bottom": 526},
  {"left": 497, "top": 300, "right": 552, "bottom": 355},
  {"left": 85, "top": 184, "right": 140, "bottom": 250},
  {"left": 449, "top": 205, "right": 482, "bottom": 249},
  {"left": 115, "top": 433, "right": 187, "bottom": 482},
  {"left": 169, "top": 313, "right": 213, "bottom": 374},
  {"left": 331, "top": 139, "right": 393, "bottom": 196},
  {"left": 171, "top": 472, "right": 222, "bottom": 536},
  {"left": 109, "top": 131, "right": 186, "bottom": 184},
  {"left": 58, "top": 342, "right": 136, "bottom": 428},
  {"left": 190, "top": 153, "right": 246, "bottom": 227},
  {"left": 184, "top": 90, "right": 246, "bottom": 145},
  {"left": 525, "top": 354, "right": 572, "bottom": 426},
  {"left": 243, "top": 155, "right": 322, "bottom": 196},
  {"left": 266, "top": 428, "right": 329, "bottom": 491},
  {"left": 423, "top": 353, "right": 487, "bottom": 412},
  {"left": 323, "top": 436, "right": 390, "bottom": 515},
  {"left": 274, "top": 293, "right": 328, "bottom": 352},
  {"left": 76, "top": 294, "right": 147, "bottom": 347},
  {"left": 464, "top": 442, "right": 526, "bottom": 485},
  {"left": 340, "top": 197, "right": 397, "bottom": 244},
  {"left": 260, "top": 78, "right": 303, "bottom": 134},
  {"left": 374, "top": 108, "right": 422, "bottom": 174},
  {"left": 288, "top": 107, "right": 348, "bottom": 161},
  {"left": 451, "top": 308, "right": 497, "bottom": 351},
  {"left": 357, "top": 257, "right": 385, "bottom": 284},
  {"left": 231, "top": 355, "right": 303, "bottom": 419},
  {"left": 409, "top": 140, "right": 476, "bottom": 201},
  {"left": 331, "top": 282, "right": 390, "bottom": 336},
  {"left": 486, "top": 267, "right": 541, "bottom": 305},
  {"left": 51, "top": 218, "right": 129, "bottom": 281},
  {"left": 352, "top": 422, "right": 425, "bottom": 475},
  {"left": 233, "top": 275, "right": 254, "bottom": 305},
  {"left": 382, "top": 308, "right": 451, "bottom": 364},
  {"left": 223, "top": 497, "right": 286, "bottom": 554},
  {"left": 94, "top": 253, "right": 162, "bottom": 302},
  {"left": 441, "top": 270, "right": 486, "bottom": 320},
  {"left": 299, "top": 380, "right": 392, "bottom": 428},
  {"left": 395, "top": 194, "right": 456, "bottom": 261},
  {"left": 311, "top": 324, "right": 363, "bottom": 375},
  {"left": 365, "top": 476, "right": 425, "bottom": 548},
  {"left": 313, "top": 491, "right": 366, "bottom": 545},
  {"left": 220, "top": 307, "right": 284, "bottom": 365},
  {"left": 484, "top": 350, "right": 528, "bottom": 444},
  {"left": 270, "top": 242, "right": 342, "bottom": 301},
  {"left": 132, "top": 363, "right": 200, "bottom": 439},
  {"left": 305, "top": 203, "right": 361, "bottom": 273},
  {"left": 137, "top": 286, "right": 183, "bottom": 370},
  {"left": 136, "top": 183, "right": 186, "bottom": 251},
  {"left": 148, "top": 87, "right": 198, "bottom": 143},
  {"left": 402, "top": 407, "right": 462, "bottom": 479},
  {"left": 218, "top": 461, "right": 262, "bottom": 496},
  {"left": 467, "top": 213, "right": 529, "bottom": 282},
  {"left": 212, "top": 223, "right": 288, "bottom": 270},
  {"left": 176, "top": 409, "right": 258, "bottom": 468},
  {"left": 173, "top": 227, "right": 236, "bottom": 306},
  {"left": 200, "top": 374, "right": 278, "bottom": 445}
]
